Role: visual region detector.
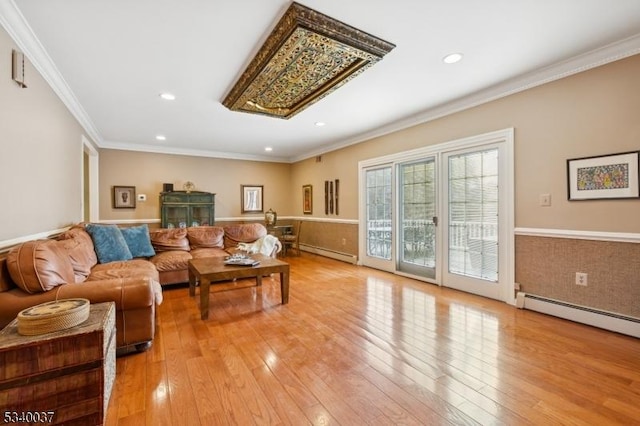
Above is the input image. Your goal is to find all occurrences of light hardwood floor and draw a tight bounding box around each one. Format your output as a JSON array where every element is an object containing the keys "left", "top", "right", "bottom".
[{"left": 106, "top": 253, "right": 640, "bottom": 425}]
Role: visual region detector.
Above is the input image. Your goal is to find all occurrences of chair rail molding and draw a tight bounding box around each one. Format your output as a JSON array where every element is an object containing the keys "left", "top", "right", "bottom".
[{"left": 515, "top": 227, "right": 640, "bottom": 244}]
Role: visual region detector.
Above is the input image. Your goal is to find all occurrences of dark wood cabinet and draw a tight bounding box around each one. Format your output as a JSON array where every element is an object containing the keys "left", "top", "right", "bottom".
[{"left": 160, "top": 191, "right": 215, "bottom": 228}]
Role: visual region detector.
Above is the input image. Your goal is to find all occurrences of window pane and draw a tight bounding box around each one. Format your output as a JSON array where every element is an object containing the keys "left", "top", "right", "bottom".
[
  {"left": 400, "top": 160, "right": 436, "bottom": 269},
  {"left": 366, "top": 167, "right": 392, "bottom": 260},
  {"left": 448, "top": 148, "right": 499, "bottom": 281}
]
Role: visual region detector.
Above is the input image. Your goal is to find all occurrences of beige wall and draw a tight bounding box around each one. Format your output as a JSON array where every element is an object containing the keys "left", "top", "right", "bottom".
[
  {"left": 98, "top": 150, "right": 292, "bottom": 221},
  {"left": 0, "top": 26, "right": 94, "bottom": 242},
  {"left": 293, "top": 54, "right": 640, "bottom": 232}
]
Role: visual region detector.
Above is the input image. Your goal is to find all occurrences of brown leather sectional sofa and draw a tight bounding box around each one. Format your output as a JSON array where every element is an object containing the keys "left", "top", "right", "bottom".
[
  {"left": 149, "top": 223, "right": 279, "bottom": 285},
  {"left": 0, "top": 222, "right": 279, "bottom": 352}
]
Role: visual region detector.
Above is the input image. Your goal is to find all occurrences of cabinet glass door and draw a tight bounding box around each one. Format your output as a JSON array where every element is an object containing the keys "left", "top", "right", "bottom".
[
  {"left": 191, "top": 206, "right": 211, "bottom": 226},
  {"left": 164, "top": 206, "right": 188, "bottom": 228}
]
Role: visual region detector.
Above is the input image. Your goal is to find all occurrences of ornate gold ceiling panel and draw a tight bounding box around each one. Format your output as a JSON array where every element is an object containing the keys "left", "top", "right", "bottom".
[{"left": 223, "top": 2, "right": 395, "bottom": 119}]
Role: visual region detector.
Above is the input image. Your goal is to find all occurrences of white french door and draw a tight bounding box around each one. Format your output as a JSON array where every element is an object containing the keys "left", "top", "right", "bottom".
[
  {"left": 441, "top": 144, "right": 510, "bottom": 300},
  {"left": 397, "top": 158, "right": 437, "bottom": 279},
  {"left": 359, "top": 129, "right": 514, "bottom": 303}
]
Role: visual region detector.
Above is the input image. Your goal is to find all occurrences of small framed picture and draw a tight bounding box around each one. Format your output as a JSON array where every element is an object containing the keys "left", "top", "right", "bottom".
[
  {"left": 567, "top": 151, "right": 640, "bottom": 200},
  {"left": 241, "top": 185, "right": 263, "bottom": 213},
  {"left": 113, "top": 186, "right": 136, "bottom": 208},
  {"left": 303, "top": 184, "right": 313, "bottom": 214}
]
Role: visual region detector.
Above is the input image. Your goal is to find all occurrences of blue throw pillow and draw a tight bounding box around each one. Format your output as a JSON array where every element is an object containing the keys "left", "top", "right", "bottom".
[
  {"left": 86, "top": 224, "right": 133, "bottom": 263},
  {"left": 120, "top": 224, "right": 156, "bottom": 258}
]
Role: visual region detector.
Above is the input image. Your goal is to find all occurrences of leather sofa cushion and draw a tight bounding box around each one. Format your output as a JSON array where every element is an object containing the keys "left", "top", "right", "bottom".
[
  {"left": 190, "top": 247, "right": 228, "bottom": 259},
  {"left": 88, "top": 259, "right": 159, "bottom": 282},
  {"left": 187, "top": 226, "right": 224, "bottom": 249},
  {"left": 223, "top": 223, "right": 267, "bottom": 248},
  {"left": 150, "top": 251, "right": 192, "bottom": 272},
  {"left": 58, "top": 226, "right": 98, "bottom": 282},
  {"left": 149, "top": 228, "right": 190, "bottom": 252},
  {"left": 6, "top": 240, "right": 75, "bottom": 293}
]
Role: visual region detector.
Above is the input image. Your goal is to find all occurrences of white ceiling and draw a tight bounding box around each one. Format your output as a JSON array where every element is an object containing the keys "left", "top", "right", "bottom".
[{"left": 3, "top": 0, "right": 640, "bottom": 162}]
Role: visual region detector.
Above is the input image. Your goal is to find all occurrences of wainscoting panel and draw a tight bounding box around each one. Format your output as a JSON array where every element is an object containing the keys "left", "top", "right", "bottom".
[
  {"left": 297, "top": 220, "right": 358, "bottom": 258},
  {"left": 515, "top": 234, "right": 640, "bottom": 319}
]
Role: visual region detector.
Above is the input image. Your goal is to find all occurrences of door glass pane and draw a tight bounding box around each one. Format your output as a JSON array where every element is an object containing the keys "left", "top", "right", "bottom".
[
  {"left": 448, "top": 149, "right": 499, "bottom": 281},
  {"left": 366, "top": 167, "right": 392, "bottom": 259},
  {"left": 399, "top": 160, "right": 436, "bottom": 273}
]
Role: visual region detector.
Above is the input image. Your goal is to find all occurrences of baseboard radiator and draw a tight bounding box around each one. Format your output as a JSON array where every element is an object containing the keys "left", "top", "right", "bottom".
[
  {"left": 516, "top": 292, "right": 640, "bottom": 338},
  {"left": 298, "top": 244, "right": 358, "bottom": 264}
]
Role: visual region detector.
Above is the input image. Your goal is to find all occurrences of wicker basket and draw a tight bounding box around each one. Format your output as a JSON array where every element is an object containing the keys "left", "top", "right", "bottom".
[{"left": 17, "top": 299, "right": 91, "bottom": 336}]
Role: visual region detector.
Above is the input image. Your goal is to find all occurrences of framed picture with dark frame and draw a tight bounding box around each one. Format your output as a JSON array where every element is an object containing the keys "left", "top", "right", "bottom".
[
  {"left": 113, "top": 186, "right": 136, "bottom": 208},
  {"left": 241, "top": 185, "right": 263, "bottom": 213},
  {"left": 303, "top": 184, "right": 312, "bottom": 214},
  {"left": 567, "top": 151, "right": 640, "bottom": 200}
]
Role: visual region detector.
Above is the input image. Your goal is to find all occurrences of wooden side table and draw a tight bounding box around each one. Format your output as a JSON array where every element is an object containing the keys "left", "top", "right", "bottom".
[{"left": 0, "top": 302, "right": 116, "bottom": 425}]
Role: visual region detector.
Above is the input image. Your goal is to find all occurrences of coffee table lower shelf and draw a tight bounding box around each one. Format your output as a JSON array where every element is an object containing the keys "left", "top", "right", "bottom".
[{"left": 188, "top": 254, "right": 289, "bottom": 320}]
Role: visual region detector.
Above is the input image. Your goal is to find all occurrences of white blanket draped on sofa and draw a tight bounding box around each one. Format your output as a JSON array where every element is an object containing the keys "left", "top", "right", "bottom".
[{"left": 237, "top": 235, "right": 280, "bottom": 256}]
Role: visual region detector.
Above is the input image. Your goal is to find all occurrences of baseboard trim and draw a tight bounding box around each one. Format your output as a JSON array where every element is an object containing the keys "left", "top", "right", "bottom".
[
  {"left": 518, "top": 292, "right": 640, "bottom": 338},
  {"left": 299, "top": 244, "right": 358, "bottom": 264}
]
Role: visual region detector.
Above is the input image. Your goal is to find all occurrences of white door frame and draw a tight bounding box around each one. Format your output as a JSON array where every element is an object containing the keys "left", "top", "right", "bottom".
[
  {"left": 81, "top": 135, "right": 99, "bottom": 223},
  {"left": 358, "top": 128, "right": 515, "bottom": 304}
]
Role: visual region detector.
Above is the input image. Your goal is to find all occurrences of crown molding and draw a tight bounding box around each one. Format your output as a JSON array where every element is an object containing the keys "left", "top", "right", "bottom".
[
  {"left": 100, "top": 140, "right": 291, "bottom": 163},
  {"left": 0, "top": 0, "right": 103, "bottom": 145},
  {"left": 290, "top": 33, "right": 640, "bottom": 163}
]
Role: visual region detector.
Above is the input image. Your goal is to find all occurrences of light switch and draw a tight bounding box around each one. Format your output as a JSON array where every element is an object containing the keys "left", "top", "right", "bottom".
[
  {"left": 137, "top": 194, "right": 147, "bottom": 202},
  {"left": 539, "top": 194, "right": 551, "bottom": 207}
]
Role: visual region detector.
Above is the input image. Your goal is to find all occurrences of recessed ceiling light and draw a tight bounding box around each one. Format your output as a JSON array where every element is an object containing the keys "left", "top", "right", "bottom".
[
  {"left": 156, "top": 135, "right": 166, "bottom": 141},
  {"left": 159, "top": 93, "right": 176, "bottom": 101},
  {"left": 443, "top": 53, "right": 463, "bottom": 64},
  {"left": 315, "top": 122, "right": 326, "bottom": 127},
  {"left": 265, "top": 147, "right": 273, "bottom": 152}
]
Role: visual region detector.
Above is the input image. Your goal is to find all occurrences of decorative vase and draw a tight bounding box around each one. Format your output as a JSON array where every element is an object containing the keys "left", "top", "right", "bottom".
[{"left": 265, "top": 208, "right": 277, "bottom": 226}]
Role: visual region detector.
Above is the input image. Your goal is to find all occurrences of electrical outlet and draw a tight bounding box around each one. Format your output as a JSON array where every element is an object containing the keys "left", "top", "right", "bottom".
[
  {"left": 575, "top": 272, "right": 588, "bottom": 286},
  {"left": 341, "top": 238, "right": 347, "bottom": 245}
]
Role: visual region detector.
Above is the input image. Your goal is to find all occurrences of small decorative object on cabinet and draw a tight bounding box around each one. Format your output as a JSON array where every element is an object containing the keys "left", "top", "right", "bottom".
[
  {"left": 160, "top": 190, "right": 215, "bottom": 228},
  {"left": 0, "top": 302, "right": 116, "bottom": 425},
  {"left": 183, "top": 181, "right": 195, "bottom": 193}
]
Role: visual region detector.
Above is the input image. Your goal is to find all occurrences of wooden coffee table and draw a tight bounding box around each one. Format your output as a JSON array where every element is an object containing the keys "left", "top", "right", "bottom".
[{"left": 188, "top": 254, "right": 289, "bottom": 320}]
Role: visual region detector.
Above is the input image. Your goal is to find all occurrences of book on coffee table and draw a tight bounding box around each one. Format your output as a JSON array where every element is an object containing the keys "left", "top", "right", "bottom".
[{"left": 223, "top": 257, "right": 260, "bottom": 266}]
